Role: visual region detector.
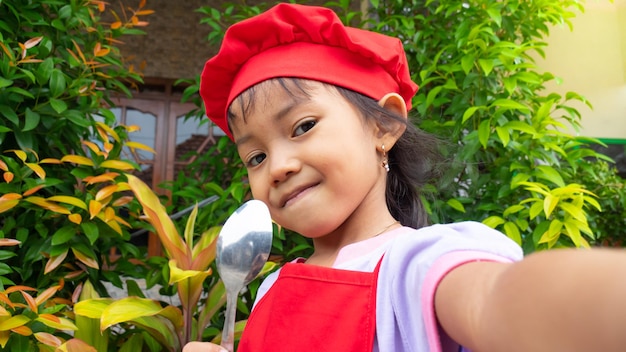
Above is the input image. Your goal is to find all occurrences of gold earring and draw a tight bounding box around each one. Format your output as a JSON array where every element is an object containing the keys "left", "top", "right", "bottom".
[{"left": 381, "top": 144, "right": 390, "bottom": 172}]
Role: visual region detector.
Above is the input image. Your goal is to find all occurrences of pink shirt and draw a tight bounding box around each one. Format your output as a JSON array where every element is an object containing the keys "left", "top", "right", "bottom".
[{"left": 255, "top": 221, "right": 523, "bottom": 351}]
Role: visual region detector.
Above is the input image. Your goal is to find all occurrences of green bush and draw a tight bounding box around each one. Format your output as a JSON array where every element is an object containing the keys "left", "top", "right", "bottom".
[{"left": 0, "top": 0, "right": 154, "bottom": 349}]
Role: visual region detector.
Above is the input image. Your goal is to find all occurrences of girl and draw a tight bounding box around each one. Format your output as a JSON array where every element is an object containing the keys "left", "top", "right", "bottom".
[{"left": 185, "top": 3, "right": 626, "bottom": 352}]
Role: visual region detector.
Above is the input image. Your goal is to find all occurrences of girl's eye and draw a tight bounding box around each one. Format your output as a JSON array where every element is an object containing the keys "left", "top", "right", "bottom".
[
  {"left": 293, "top": 120, "right": 316, "bottom": 137},
  {"left": 247, "top": 153, "right": 266, "bottom": 167}
]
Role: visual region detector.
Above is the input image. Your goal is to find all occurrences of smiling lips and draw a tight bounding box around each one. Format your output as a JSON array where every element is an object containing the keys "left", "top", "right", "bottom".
[{"left": 281, "top": 183, "right": 319, "bottom": 208}]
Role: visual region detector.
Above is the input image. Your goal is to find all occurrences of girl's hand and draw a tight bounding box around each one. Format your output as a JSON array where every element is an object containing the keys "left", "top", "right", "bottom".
[{"left": 182, "top": 341, "right": 227, "bottom": 352}]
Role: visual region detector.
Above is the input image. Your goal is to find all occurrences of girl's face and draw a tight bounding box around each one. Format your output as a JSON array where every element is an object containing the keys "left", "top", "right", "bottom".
[{"left": 229, "top": 80, "right": 390, "bottom": 240}]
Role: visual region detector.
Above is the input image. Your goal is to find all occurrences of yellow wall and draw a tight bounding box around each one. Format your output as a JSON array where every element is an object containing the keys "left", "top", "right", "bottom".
[{"left": 537, "top": 0, "right": 626, "bottom": 140}]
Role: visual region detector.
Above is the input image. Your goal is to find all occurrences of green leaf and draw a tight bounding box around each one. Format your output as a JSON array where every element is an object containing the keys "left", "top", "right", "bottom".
[
  {"left": 0, "top": 104, "right": 19, "bottom": 125},
  {"left": 446, "top": 198, "right": 465, "bottom": 213},
  {"left": 51, "top": 225, "right": 75, "bottom": 246},
  {"left": 461, "top": 54, "right": 475, "bottom": 74},
  {"left": 462, "top": 106, "right": 481, "bottom": 123},
  {"left": 559, "top": 202, "right": 586, "bottom": 223},
  {"left": 23, "top": 108, "right": 40, "bottom": 131},
  {"left": 49, "top": 98, "right": 67, "bottom": 114},
  {"left": 64, "top": 109, "right": 92, "bottom": 127},
  {"left": 81, "top": 222, "right": 99, "bottom": 245},
  {"left": 503, "top": 222, "right": 521, "bottom": 245},
  {"left": 478, "top": 119, "right": 491, "bottom": 148},
  {"left": 491, "top": 99, "right": 530, "bottom": 112},
  {"left": 495, "top": 126, "right": 510, "bottom": 147},
  {"left": 36, "top": 58, "right": 54, "bottom": 85},
  {"left": 543, "top": 193, "right": 559, "bottom": 218},
  {"left": 534, "top": 165, "right": 565, "bottom": 187},
  {"left": 483, "top": 216, "right": 505, "bottom": 228},
  {"left": 0, "top": 77, "right": 12, "bottom": 88},
  {"left": 503, "top": 120, "right": 537, "bottom": 136},
  {"left": 478, "top": 58, "right": 495, "bottom": 76},
  {"left": 100, "top": 297, "right": 165, "bottom": 330},
  {"left": 49, "top": 69, "right": 66, "bottom": 97},
  {"left": 486, "top": 8, "right": 502, "bottom": 27}
]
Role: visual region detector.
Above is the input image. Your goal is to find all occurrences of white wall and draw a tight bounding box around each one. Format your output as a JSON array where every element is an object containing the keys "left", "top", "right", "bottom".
[{"left": 537, "top": 0, "right": 626, "bottom": 140}]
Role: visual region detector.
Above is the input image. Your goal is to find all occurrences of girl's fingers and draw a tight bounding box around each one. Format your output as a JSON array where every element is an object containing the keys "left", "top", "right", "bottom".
[{"left": 182, "top": 342, "right": 227, "bottom": 352}]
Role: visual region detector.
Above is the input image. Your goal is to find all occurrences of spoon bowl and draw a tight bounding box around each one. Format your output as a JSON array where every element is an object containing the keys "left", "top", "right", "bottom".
[{"left": 216, "top": 200, "right": 273, "bottom": 352}]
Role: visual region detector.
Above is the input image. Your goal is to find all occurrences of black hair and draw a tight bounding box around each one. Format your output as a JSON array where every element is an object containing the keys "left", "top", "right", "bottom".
[{"left": 228, "top": 78, "right": 444, "bottom": 229}]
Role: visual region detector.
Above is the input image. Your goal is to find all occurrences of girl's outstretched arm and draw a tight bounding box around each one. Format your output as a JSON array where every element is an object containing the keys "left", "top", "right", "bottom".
[{"left": 436, "top": 248, "right": 626, "bottom": 352}]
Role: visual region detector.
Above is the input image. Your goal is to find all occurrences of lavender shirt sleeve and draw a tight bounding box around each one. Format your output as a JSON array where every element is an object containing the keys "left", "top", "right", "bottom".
[{"left": 374, "top": 222, "right": 523, "bottom": 352}]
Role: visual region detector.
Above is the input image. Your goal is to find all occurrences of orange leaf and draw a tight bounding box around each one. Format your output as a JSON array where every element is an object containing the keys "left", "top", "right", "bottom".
[
  {"left": 0, "top": 41, "right": 14, "bottom": 60},
  {"left": 26, "top": 163, "right": 46, "bottom": 179},
  {"left": 0, "top": 193, "right": 21, "bottom": 201},
  {"left": 47, "top": 196, "right": 87, "bottom": 210},
  {"left": 135, "top": 9, "right": 154, "bottom": 15},
  {"left": 0, "top": 199, "right": 19, "bottom": 214},
  {"left": 103, "top": 206, "right": 115, "bottom": 222},
  {"left": 38, "top": 313, "right": 60, "bottom": 324},
  {"left": 0, "top": 239, "right": 20, "bottom": 247},
  {"left": 95, "top": 122, "right": 120, "bottom": 142},
  {"left": 0, "top": 160, "right": 7, "bottom": 171},
  {"left": 114, "top": 215, "right": 131, "bottom": 228},
  {"left": 100, "top": 160, "right": 136, "bottom": 171},
  {"left": 63, "top": 338, "right": 98, "bottom": 352},
  {"left": 110, "top": 21, "right": 122, "bottom": 29},
  {"left": 95, "top": 47, "right": 110, "bottom": 57},
  {"left": 89, "top": 200, "right": 103, "bottom": 219},
  {"left": 72, "top": 248, "right": 99, "bottom": 270},
  {"left": 103, "top": 141, "right": 113, "bottom": 154},
  {"left": 83, "top": 172, "right": 120, "bottom": 184},
  {"left": 125, "top": 124, "right": 141, "bottom": 132},
  {"left": 60, "top": 155, "right": 94, "bottom": 166},
  {"left": 10, "top": 325, "right": 32, "bottom": 336},
  {"left": 24, "top": 36, "right": 43, "bottom": 49},
  {"left": 17, "top": 58, "right": 44, "bottom": 64},
  {"left": 112, "top": 196, "right": 133, "bottom": 207},
  {"left": 44, "top": 251, "right": 68, "bottom": 274},
  {"left": 81, "top": 141, "right": 102, "bottom": 155},
  {"left": 125, "top": 141, "right": 156, "bottom": 154},
  {"left": 3, "top": 172, "right": 13, "bottom": 183},
  {"left": 71, "top": 39, "right": 86, "bottom": 64},
  {"left": 68, "top": 213, "right": 82, "bottom": 224},
  {"left": 0, "top": 294, "right": 13, "bottom": 309},
  {"left": 34, "top": 332, "right": 61, "bottom": 347},
  {"left": 134, "top": 21, "right": 149, "bottom": 27},
  {"left": 126, "top": 174, "right": 190, "bottom": 267},
  {"left": 64, "top": 270, "right": 84, "bottom": 280},
  {"left": 24, "top": 197, "right": 70, "bottom": 214},
  {"left": 95, "top": 184, "right": 118, "bottom": 201},
  {"left": 18, "top": 42, "right": 26, "bottom": 59},
  {"left": 35, "top": 285, "right": 61, "bottom": 306},
  {"left": 21, "top": 291, "right": 37, "bottom": 313},
  {"left": 23, "top": 184, "right": 45, "bottom": 196},
  {"left": 104, "top": 217, "right": 123, "bottom": 235},
  {"left": 8, "top": 150, "right": 27, "bottom": 162},
  {"left": 4, "top": 285, "right": 36, "bottom": 294}
]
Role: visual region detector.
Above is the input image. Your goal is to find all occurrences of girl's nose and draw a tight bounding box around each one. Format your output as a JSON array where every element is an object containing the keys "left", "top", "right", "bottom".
[{"left": 269, "top": 150, "right": 301, "bottom": 185}]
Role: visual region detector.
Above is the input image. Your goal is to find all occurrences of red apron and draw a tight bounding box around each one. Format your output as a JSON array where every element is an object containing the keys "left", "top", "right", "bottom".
[{"left": 237, "top": 259, "right": 383, "bottom": 352}]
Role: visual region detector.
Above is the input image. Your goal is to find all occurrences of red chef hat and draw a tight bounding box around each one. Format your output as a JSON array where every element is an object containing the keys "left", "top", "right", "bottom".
[{"left": 200, "top": 3, "right": 418, "bottom": 138}]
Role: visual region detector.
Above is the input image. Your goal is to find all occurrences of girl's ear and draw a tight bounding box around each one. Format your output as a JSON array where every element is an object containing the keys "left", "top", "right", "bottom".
[
  {"left": 378, "top": 93, "right": 408, "bottom": 119},
  {"left": 376, "top": 93, "right": 407, "bottom": 149}
]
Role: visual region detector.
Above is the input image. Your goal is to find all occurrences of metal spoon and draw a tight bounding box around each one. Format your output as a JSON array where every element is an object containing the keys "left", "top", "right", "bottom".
[{"left": 216, "top": 200, "right": 273, "bottom": 352}]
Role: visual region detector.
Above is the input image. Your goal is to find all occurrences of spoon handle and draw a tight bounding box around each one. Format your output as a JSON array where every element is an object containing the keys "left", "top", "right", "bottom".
[{"left": 221, "top": 289, "right": 238, "bottom": 352}]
